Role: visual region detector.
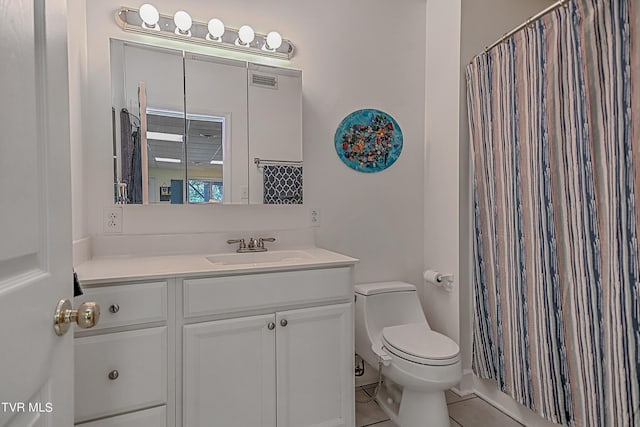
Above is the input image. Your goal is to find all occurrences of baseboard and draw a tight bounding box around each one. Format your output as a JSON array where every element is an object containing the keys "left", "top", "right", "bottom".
[
  {"left": 354, "top": 367, "right": 557, "bottom": 426},
  {"left": 472, "top": 376, "right": 558, "bottom": 427},
  {"left": 451, "top": 369, "right": 474, "bottom": 396}
]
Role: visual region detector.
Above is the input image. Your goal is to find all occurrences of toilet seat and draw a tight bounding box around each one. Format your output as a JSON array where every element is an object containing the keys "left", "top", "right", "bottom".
[{"left": 382, "top": 324, "right": 460, "bottom": 366}]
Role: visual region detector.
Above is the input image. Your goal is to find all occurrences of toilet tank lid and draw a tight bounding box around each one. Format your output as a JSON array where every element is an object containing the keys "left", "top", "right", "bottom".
[{"left": 354, "top": 281, "right": 416, "bottom": 296}]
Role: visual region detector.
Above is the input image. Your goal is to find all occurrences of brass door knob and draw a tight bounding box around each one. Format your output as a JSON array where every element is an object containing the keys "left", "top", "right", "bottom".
[
  {"left": 108, "top": 370, "right": 119, "bottom": 380},
  {"left": 280, "top": 319, "right": 288, "bottom": 327},
  {"left": 267, "top": 322, "right": 276, "bottom": 330},
  {"left": 109, "top": 304, "right": 120, "bottom": 314},
  {"left": 53, "top": 299, "right": 101, "bottom": 336}
]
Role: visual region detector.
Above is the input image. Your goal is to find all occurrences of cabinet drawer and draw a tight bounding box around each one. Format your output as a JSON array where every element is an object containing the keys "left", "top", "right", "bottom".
[
  {"left": 75, "top": 282, "right": 167, "bottom": 330},
  {"left": 74, "top": 327, "right": 167, "bottom": 423},
  {"left": 183, "top": 267, "right": 352, "bottom": 318},
  {"left": 75, "top": 406, "right": 166, "bottom": 427}
]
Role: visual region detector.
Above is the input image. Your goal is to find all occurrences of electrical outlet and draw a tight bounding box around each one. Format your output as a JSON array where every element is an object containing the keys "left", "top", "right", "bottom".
[
  {"left": 310, "top": 209, "right": 320, "bottom": 227},
  {"left": 103, "top": 207, "right": 123, "bottom": 233}
]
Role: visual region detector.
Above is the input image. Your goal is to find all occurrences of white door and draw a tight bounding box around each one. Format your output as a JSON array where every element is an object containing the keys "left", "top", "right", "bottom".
[
  {"left": 276, "top": 303, "right": 354, "bottom": 427},
  {"left": 182, "top": 314, "right": 277, "bottom": 427},
  {"left": 0, "top": 0, "right": 75, "bottom": 426}
]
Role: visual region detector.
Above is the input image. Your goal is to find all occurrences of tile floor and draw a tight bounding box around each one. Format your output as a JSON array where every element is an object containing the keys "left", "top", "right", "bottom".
[{"left": 355, "top": 385, "right": 524, "bottom": 427}]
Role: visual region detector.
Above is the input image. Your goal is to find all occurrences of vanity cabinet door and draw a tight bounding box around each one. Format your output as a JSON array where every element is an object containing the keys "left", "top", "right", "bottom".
[
  {"left": 183, "top": 314, "right": 276, "bottom": 427},
  {"left": 275, "top": 303, "right": 354, "bottom": 427}
]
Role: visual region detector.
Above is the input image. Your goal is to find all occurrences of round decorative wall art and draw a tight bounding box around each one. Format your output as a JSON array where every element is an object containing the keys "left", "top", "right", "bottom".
[{"left": 334, "top": 109, "right": 403, "bottom": 173}]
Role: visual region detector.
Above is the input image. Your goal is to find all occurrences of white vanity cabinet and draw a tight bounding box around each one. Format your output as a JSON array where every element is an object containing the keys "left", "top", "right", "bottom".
[
  {"left": 74, "top": 254, "right": 356, "bottom": 427},
  {"left": 73, "top": 281, "right": 170, "bottom": 426},
  {"left": 180, "top": 267, "right": 354, "bottom": 427}
]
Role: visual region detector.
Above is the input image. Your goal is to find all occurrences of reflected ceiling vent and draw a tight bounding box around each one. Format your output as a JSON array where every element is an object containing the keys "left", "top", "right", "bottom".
[{"left": 251, "top": 73, "right": 278, "bottom": 89}]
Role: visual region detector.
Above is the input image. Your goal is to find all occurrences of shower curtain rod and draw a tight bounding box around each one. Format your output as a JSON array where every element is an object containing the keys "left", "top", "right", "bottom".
[{"left": 470, "top": 0, "right": 569, "bottom": 63}]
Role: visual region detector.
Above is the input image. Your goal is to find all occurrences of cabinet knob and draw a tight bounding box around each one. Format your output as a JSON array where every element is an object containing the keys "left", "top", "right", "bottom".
[
  {"left": 108, "top": 370, "right": 119, "bottom": 380},
  {"left": 280, "top": 319, "right": 288, "bottom": 327},
  {"left": 267, "top": 322, "right": 275, "bottom": 330},
  {"left": 109, "top": 304, "right": 120, "bottom": 314}
]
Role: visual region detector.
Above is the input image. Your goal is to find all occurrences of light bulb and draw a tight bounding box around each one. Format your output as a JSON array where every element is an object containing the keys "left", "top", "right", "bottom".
[
  {"left": 207, "top": 18, "right": 225, "bottom": 40},
  {"left": 173, "top": 10, "right": 192, "bottom": 35},
  {"left": 238, "top": 25, "right": 255, "bottom": 45},
  {"left": 139, "top": 4, "right": 159, "bottom": 29},
  {"left": 265, "top": 31, "right": 282, "bottom": 50}
]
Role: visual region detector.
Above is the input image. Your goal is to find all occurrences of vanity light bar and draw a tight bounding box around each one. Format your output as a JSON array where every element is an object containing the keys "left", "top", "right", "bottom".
[{"left": 115, "top": 6, "right": 295, "bottom": 60}]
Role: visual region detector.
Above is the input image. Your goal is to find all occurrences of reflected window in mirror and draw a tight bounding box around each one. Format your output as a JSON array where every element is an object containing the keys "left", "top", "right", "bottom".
[
  {"left": 145, "top": 110, "right": 226, "bottom": 204},
  {"left": 185, "top": 114, "right": 225, "bottom": 203},
  {"left": 188, "top": 180, "right": 223, "bottom": 203}
]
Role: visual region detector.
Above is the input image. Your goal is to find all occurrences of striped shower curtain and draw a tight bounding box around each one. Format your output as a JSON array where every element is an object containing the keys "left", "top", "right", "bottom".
[{"left": 466, "top": 0, "right": 639, "bottom": 426}]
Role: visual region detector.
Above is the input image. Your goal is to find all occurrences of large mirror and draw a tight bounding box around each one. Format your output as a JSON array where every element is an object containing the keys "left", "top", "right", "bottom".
[{"left": 110, "top": 39, "right": 302, "bottom": 205}]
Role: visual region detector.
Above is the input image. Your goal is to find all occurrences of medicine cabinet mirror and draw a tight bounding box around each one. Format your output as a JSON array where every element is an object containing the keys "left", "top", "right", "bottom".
[{"left": 110, "top": 39, "right": 303, "bottom": 205}]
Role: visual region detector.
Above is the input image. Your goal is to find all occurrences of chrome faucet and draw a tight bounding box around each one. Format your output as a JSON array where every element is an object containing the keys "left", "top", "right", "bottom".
[{"left": 227, "top": 237, "right": 276, "bottom": 253}]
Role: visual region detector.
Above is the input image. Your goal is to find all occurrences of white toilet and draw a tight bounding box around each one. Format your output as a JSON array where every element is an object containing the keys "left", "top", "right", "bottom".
[{"left": 354, "top": 281, "right": 462, "bottom": 427}]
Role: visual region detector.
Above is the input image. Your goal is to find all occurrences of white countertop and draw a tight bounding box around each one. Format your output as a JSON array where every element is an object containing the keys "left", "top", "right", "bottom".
[{"left": 75, "top": 247, "right": 358, "bottom": 285}]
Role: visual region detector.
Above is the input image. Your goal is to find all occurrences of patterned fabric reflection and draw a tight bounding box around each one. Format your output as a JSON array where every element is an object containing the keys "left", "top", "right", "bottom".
[{"left": 263, "top": 165, "right": 303, "bottom": 204}]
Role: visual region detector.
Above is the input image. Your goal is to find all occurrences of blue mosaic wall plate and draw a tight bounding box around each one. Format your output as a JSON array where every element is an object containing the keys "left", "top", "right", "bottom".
[{"left": 334, "top": 109, "right": 403, "bottom": 173}]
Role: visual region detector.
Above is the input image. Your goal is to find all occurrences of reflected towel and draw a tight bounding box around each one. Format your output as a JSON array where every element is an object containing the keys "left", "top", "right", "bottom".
[{"left": 263, "top": 165, "right": 303, "bottom": 204}]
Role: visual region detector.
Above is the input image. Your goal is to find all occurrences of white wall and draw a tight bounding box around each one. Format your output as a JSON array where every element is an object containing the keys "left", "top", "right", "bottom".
[
  {"left": 68, "top": 0, "right": 88, "bottom": 242},
  {"left": 78, "top": 0, "right": 427, "bottom": 286},
  {"left": 424, "top": 0, "right": 462, "bottom": 346}
]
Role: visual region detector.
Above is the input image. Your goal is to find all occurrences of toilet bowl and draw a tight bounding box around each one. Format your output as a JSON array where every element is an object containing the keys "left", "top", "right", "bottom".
[{"left": 354, "top": 281, "right": 461, "bottom": 427}]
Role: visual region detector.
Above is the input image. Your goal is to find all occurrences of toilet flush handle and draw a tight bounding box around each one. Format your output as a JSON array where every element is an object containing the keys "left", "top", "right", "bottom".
[{"left": 371, "top": 343, "right": 392, "bottom": 367}]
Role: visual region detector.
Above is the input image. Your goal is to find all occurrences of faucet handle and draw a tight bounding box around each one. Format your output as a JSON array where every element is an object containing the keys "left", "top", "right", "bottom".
[
  {"left": 258, "top": 237, "right": 276, "bottom": 248},
  {"left": 227, "top": 239, "right": 246, "bottom": 250}
]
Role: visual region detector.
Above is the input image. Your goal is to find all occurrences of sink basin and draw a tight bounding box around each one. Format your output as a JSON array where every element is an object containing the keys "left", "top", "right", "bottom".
[{"left": 206, "top": 250, "right": 313, "bottom": 266}]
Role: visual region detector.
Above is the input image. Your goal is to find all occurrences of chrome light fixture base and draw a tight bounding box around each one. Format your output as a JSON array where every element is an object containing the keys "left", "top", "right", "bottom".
[{"left": 115, "top": 7, "right": 295, "bottom": 60}]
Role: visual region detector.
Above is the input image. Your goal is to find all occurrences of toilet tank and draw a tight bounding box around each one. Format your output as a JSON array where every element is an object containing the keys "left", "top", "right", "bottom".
[{"left": 354, "top": 281, "right": 428, "bottom": 366}]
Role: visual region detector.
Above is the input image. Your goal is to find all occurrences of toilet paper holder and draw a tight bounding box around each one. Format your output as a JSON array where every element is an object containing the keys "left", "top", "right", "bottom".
[{"left": 423, "top": 269, "right": 454, "bottom": 291}]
